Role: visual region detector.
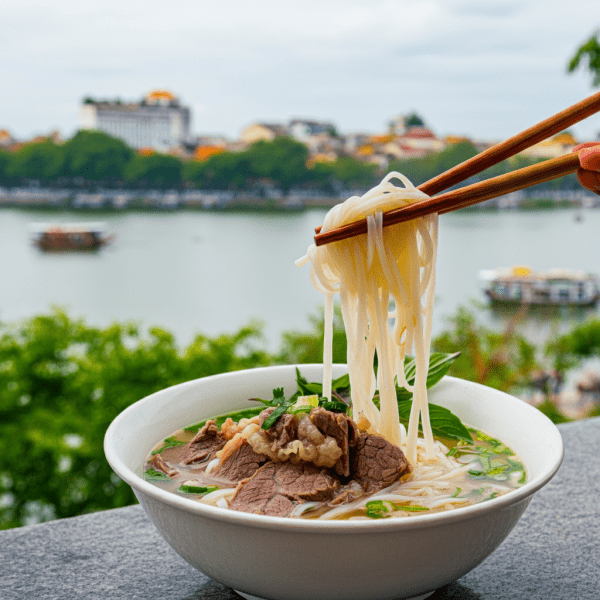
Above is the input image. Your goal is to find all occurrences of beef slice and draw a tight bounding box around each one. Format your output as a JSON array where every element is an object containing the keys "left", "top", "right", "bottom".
[
  {"left": 229, "top": 461, "right": 340, "bottom": 517},
  {"left": 180, "top": 420, "right": 226, "bottom": 465},
  {"left": 352, "top": 432, "right": 411, "bottom": 494}
]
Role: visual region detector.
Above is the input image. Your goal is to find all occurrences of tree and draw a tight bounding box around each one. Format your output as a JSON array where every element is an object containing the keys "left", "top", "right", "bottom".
[
  {"left": 405, "top": 112, "right": 426, "bottom": 127},
  {"left": 568, "top": 31, "right": 600, "bottom": 86},
  {"left": 0, "top": 309, "right": 272, "bottom": 530},
  {"left": 199, "top": 151, "right": 252, "bottom": 190},
  {"left": 432, "top": 306, "right": 538, "bottom": 392},
  {"left": 125, "top": 153, "right": 183, "bottom": 189},
  {"left": 277, "top": 305, "right": 347, "bottom": 364},
  {"left": 331, "top": 157, "right": 378, "bottom": 188},
  {"left": 62, "top": 130, "right": 134, "bottom": 184},
  {"left": 246, "top": 137, "right": 310, "bottom": 191},
  {"left": 388, "top": 141, "right": 478, "bottom": 187},
  {"left": 9, "top": 141, "right": 65, "bottom": 184},
  {"left": 0, "top": 150, "right": 15, "bottom": 186}
]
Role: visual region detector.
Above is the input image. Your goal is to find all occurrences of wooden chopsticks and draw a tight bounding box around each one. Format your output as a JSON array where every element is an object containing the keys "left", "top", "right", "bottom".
[
  {"left": 314, "top": 90, "right": 600, "bottom": 246},
  {"left": 314, "top": 153, "right": 580, "bottom": 246}
]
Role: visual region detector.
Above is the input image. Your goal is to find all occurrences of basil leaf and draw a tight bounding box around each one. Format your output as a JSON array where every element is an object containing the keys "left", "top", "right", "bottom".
[
  {"left": 144, "top": 468, "right": 169, "bottom": 481},
  {"left": 151, "top": 436, "right": 187, "bottom": 455},
  {"left": 319, "top": 398, "right": 350, "bottom": 414},
  {"left": 184, "top": 407, "right": 263, "bottom": 433},
  {"left": 401, "top": 351, "right": 461, "bottom": 393},
  {"left": 397, "top": 399, "right": 472, "bottom": 443}
]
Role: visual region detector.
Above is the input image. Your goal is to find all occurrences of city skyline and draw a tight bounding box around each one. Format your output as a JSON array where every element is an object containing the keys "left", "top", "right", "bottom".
[{"left": 3, "top": 0, "right": 600, "bottom": 144}]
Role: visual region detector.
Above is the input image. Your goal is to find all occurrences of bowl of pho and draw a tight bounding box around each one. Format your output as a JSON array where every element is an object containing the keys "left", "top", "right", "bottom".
[{"left": 105, "top": 363, "right": 563, "bottom": 600}]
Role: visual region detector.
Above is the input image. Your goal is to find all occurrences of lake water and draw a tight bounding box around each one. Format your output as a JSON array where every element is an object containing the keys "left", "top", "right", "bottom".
[{"left": 1, "top": 206, "right": 600, "bottom": 350}]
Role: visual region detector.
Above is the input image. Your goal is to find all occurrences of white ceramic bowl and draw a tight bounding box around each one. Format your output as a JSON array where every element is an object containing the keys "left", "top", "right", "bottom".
[{"left": 105, "top": 365, "right": 563, "bottom": 600}]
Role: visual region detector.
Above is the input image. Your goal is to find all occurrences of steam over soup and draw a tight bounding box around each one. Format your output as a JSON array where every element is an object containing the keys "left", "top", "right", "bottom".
[{"left": 144, "top": 173, "right": 527, "bottom": 518}]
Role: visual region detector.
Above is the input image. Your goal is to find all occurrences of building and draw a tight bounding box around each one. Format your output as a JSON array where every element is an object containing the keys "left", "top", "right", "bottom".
[
  {"left": 239, "top": 122, "right": 289, "bottom": 144},
  {"left": 519, "top": 132, "right": 578, "bottom": 159},
  {"left": 79, "top": 90, "right": 191, "bottom": 151}
]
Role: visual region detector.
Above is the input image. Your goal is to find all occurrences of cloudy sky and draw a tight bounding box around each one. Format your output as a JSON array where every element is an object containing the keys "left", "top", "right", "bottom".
[{"left": 3, "top": 0, "right": 600, "bottom": 144}]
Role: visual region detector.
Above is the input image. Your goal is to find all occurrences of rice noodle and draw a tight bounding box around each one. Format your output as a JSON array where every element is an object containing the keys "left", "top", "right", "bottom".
[{"left": 297, "top": 172, "right": 438, "bottom": 463}]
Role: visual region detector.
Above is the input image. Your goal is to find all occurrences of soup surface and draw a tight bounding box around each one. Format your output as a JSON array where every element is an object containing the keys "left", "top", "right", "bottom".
[{"left": 143, "top": 391, "right": 526, "bottom": 520}]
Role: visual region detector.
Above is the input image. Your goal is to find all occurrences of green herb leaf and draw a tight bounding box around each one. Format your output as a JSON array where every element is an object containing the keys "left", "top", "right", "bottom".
[
  {"left": 178, "top": 484, "right": 219, "bottom": 495},
  {"left": 319, "top": 399, "right": 350, "bottom": 413},
  {"left": 451, "top": 487, "right": 462, "bottom": 498},
  {"left": 262, "top": 404, "right": 288, "bottom": 430},
  {"left": 396, "top": 352, "right": 461, "bottom": 401},
  {"left": 151, "top": 436, "right": 187, "bottom": 455},
  {"left": 397, "top": 399, "right": 472, "bottom": 443},
  {"left": 183, "top": 407, "right": 263, "bottom": 433},
  {"left": 396, "top": 505, "right": 430, "bottom": 512},
  {"left": 144, "top": 468, "right": 169, "bottom": 481},
  {"left": 365, "top": 500, "right": 389, "bottom": 519}
]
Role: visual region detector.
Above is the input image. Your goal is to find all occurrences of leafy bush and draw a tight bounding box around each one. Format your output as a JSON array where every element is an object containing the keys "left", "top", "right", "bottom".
[{"left": 0, "top": 310, "right": 271, "bottom": 530}]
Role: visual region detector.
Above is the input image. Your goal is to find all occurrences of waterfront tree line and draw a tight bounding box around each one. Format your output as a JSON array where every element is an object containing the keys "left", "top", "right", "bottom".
[
  {"left": 1, "top": 306, "right": 598, "bottom": 530},
  {"left": 0, "top": 130, "right": 581, "bottom": 195}
]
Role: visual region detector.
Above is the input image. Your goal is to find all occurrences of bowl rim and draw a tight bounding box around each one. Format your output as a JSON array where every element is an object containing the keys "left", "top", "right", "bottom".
[{"left": 105, "top": 366, "right": 564, "bottom": 534}]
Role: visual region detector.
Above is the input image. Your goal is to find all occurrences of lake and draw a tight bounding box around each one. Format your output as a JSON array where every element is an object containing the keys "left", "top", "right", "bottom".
[{"left": 1, "top": 206, "right": 600, "bottom": 350}]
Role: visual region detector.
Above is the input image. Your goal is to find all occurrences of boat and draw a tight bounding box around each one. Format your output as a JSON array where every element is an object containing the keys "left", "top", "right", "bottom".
[
  {"left": 479, "top": 265, "right": 600, "bottom": 307},
  {"left": 30, "top": 222, "right": 113, "bottom": 251}
]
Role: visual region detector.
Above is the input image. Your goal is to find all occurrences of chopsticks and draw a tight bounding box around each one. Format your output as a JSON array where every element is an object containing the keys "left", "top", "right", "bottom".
[
  {"left": 314, "top": 90, "right": 600, "bottom": 246},
  {"left": 314, "top": 153, "right": 581, "bottom": 246}
]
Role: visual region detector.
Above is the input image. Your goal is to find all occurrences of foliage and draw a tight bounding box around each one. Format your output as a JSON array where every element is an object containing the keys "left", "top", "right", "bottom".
[
  {"left": 276, "top": 304, "right": 347, "bottom": 364},
  {"left": 0, "top": 310, "right": 271, "bottom": 530},
  {"left": 0, "top": 149, "right": 16, "bottom": 186},
  {"left": 246, "top": 137, "right": 310, "bottom": 191},
  {"left": 9, "top": 141, "right": 65, "bottom": 184},
  {"left": 389, "top": 141, "right": 479, "bottom": 187},
  {"left": 432, "top": 306, "right": 539, "bottom": 392},
  {"left": 62, "top": 130, "right": 134, "bottom": 183},
  {"left": 331, "top": 157, "right": 379, "bottom": 188},
  {"left": 405, "top": 112, "right": 426, "bottom": 127},
  {"left": 535, "top": 399, "right": 572, "bottom": 425},
  {"left": 124, "top": 153, "right": 183, "bottom": 189},
  {"left": 545, "top": 318, "right": 600, "bottom": 372},
  {"left": 568, "top": 31, "right": 600, "bottom": 86}
]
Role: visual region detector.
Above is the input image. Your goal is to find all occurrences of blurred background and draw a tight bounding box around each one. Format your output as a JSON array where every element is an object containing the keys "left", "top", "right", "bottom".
[{"left": 2, "top": 0, "right": 600, "bottom": 529}]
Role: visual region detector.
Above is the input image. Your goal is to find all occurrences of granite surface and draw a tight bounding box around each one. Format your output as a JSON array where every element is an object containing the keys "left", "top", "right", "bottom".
[{"left": 1, "top": 418, "right": 599, "bottom": 600}]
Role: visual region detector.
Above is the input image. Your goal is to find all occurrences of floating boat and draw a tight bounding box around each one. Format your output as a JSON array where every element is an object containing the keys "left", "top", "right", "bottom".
[
  {"left": 30, "top": 222, "right": 113, "bottom": 251},
  {"left": 479, "top": 266, "right": 600, "bottom": 307}
]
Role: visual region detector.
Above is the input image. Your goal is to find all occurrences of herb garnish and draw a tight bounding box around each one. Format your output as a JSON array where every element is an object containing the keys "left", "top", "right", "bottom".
[
  {"left": 365, "top": 500, "right": 430, "bottom": 519},
  {"left": 151, "top": 435, "right": 187, "bottom": 455},
  {"left": 178, "top": 484, "right": 219, "bottom": 495},
  {"left": 144, "top": 468, "right": 169, "bottom": 481}
]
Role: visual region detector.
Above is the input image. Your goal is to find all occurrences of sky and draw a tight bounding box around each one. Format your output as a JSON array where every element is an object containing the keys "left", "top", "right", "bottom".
[{"left": 3, "top": 0, "right": 600, "bottom": 144}]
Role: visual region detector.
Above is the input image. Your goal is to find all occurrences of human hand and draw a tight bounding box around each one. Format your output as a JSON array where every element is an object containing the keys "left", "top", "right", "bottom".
[{"left": 573, "top": 142, "right": 600, "bottom": 195}]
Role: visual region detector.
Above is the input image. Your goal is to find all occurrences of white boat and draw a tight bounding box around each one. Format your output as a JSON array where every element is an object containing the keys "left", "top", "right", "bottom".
[{"left": 479, "top": 266, "right": 600, "bottom": 307}]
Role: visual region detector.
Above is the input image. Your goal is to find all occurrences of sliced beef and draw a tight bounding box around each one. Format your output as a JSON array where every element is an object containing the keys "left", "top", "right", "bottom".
[
  {"left": 212, "top": 439, "right": 269, "bottom": 484},
  {"left": 259, "top": 408, "right": 298, "bottom": 451},
  {"left": 352, "top": 432, "right": 411, "bottom": 494},
  {"left": 229, "top": 461, "right": 340, "bottom": 517},
  {"left": 148, "top": 452, "right": 179, "bottom": 477},
  {"left": 180, "top": 420, "right": 226, "bottom": 465},
  {"left": 309, "top": 407, "right": 359, "bottom": 477}
]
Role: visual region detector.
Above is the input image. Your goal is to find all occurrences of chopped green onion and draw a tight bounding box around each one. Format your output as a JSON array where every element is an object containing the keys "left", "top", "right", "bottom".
[{"left": 365, "top": 500, "right": 388, "bottom": 519}]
